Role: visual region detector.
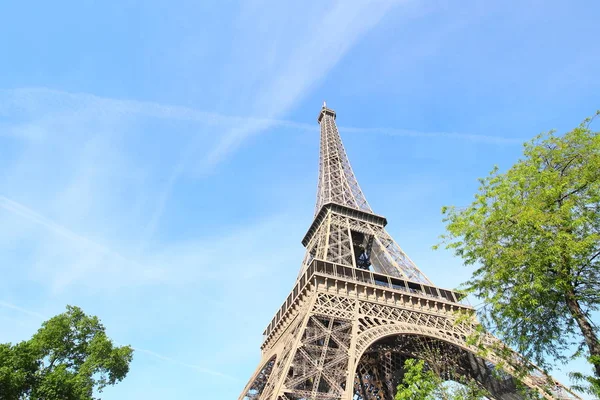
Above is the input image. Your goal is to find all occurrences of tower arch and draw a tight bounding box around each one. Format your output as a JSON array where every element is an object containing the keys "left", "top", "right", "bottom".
[{"left": 353, "top": 326, "right": 522, "bottom": 400}]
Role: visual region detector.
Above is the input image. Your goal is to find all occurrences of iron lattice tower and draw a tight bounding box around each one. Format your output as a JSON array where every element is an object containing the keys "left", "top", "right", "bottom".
[{"left": 238, "top": 103, "right": 580, "bottom": 400}]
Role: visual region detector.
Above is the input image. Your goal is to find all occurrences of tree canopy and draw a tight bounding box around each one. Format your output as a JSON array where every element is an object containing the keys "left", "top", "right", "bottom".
[
  {"left": 437, "top": 112, "right": 600, "bottom": 396},
  {"left": 0, "top": 305, "right": 133, "bottom": 400}
]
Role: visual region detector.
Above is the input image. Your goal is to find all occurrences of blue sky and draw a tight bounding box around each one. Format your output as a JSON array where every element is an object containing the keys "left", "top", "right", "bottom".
[{"left": 0, "top": 0, "right": 599, "bottom": 399}]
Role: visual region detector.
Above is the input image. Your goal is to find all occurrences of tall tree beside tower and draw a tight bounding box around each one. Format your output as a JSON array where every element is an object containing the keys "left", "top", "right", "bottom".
[{"left": 437, "top": 112, "right": 600, "bottom": 396}]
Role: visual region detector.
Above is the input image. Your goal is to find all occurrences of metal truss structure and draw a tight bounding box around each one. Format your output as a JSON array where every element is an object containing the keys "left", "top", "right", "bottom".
[{"left": 239, "top": 103, "right": 581, "bottom": 400}]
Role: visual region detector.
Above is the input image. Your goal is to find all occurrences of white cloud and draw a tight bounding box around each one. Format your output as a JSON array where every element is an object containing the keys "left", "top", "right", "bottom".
[
  {"left": 0, "top": 89, "right": 516, "bottom": 294},
  {"left": 0, "top": 0, "right": 514, "bottom": 299},
  {"left": 0, "top": 300, "right": 44, "bottom": 319},
  {"left": 142, "top": 1, "right": 405, "bottom": 245},
  {"left": 199, "top": 1, "right": 401, "bottom": 168},
  {"left": 0, "top": 194, "right": 297, "bottom": 291}
]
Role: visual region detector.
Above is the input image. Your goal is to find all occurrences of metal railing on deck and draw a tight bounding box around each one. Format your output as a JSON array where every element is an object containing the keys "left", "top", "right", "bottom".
[{"left": 262, "top": 259, "right": 468, "bottom": 341}]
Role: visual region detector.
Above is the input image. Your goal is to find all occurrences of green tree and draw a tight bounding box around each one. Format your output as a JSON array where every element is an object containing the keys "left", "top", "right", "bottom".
[
  {"left": 437, "top": 112, "right": 600, "bottom": 396},
  {"left": 0, "top": 305, "right": 133, "bottom": 400},
  {"left": 395, "top": 359, "right": 438, "bottom": 400},
  {"left": 395, "top": 358, "right": 490, "bottom": 400}
]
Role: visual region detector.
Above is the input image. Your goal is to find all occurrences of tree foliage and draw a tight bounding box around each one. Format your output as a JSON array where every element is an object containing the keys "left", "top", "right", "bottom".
[
  {"left": 437, "top": 112, "right": 600, "bottom": 395},
  {"left": 0, "top": 305, "right": 133, "bottom": 400},
  {"left": 395, "top": 358, "right": 490, "bottom": 400},
  {"left": 395, "top": 359, "right": 439, "bottom": 400}
]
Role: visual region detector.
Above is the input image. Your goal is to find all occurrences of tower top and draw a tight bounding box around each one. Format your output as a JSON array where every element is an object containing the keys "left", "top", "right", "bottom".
[{"left": 318, "top": 101, "right": 336, "bottom": 123}]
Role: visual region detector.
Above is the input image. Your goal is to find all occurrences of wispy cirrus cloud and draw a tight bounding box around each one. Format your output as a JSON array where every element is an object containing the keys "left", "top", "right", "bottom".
[
  {"left": 0, "top": 193, "right": 296, "bottom": 291},
  {"left": 140, "top": 1, "right": 407, "bottom": 247},
  {"left": 0, "top": 87, "right": 317, "bottom": 138},
  {"left": 1, "top": 2, "right": 403, "bottom": 264},
  {"left": 340, "top": 126, "right": 524, "bottom": 144},
  {"left": 0, "top": 78, "right": 519, "bottom": 292},
  {"left": 1, "top": 87, "right": 522, "bottom": 145},
  {"left": 0, "top": 195, "right": 130, "bottom": 262},
  {"left": 0, "top": 300, "right": 45, "bottom": 319},
  {"left": 0, "top": 195, "right": 166, "bottom": 292}
]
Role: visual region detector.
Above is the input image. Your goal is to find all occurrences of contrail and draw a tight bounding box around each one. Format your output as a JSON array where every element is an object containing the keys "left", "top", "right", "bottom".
[{"left": 0, "top": 300, "right": 45, "bottom": 319}]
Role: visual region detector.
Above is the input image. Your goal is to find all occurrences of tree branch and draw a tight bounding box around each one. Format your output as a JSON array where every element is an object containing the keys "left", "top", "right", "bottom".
[
  {"left": 557, "top": 184, "right": 589, "bottom": 204},
  {"left": 588, "top": 249, "right": 600, "bottom": 266},
  {"left": 559, "top": 154, "right": 582, "bottom": 176}
]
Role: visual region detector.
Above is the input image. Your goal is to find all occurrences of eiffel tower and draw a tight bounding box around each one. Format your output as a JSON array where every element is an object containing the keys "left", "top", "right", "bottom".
[{"left": 238, "top": 103, "right": 581, "bottom": 400}]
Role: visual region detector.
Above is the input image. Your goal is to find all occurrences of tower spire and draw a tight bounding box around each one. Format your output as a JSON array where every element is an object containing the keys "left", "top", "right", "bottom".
[{"left": 315, "top": 103, "right": 371, "bottom": 216}]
